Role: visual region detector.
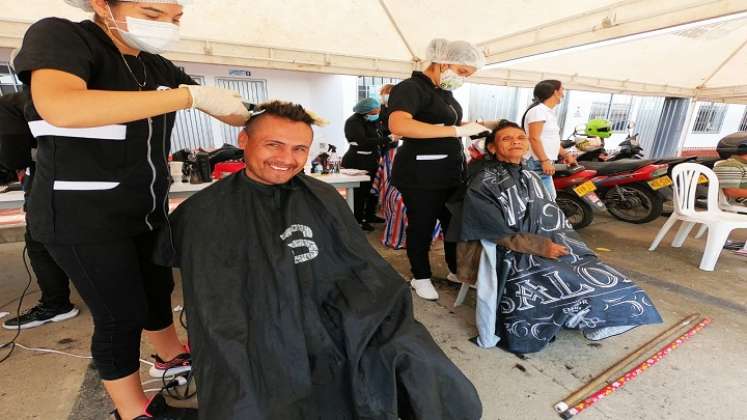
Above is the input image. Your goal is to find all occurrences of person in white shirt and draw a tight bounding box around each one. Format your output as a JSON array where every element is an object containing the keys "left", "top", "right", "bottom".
[{"left": 521, "top": 80, "right": 576, "bottom": 200}]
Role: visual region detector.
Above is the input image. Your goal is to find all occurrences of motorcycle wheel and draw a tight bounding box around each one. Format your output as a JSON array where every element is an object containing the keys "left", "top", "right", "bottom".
[
  {"left": 556, "top": 191, "right": 594, "bottom": 230},
  {"left": 604, "top": 184, "right": 663, "bottom": 224}
]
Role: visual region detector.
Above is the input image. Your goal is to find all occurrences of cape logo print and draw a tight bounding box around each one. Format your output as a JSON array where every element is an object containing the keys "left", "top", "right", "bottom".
[{"left": 280, "top": 224, "right": 319, "bottom": 264}]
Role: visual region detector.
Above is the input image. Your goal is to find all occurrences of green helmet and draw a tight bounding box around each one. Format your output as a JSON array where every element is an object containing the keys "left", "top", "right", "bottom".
[{"left": 585, "top": 119, "right": 612, "bottom": 139}]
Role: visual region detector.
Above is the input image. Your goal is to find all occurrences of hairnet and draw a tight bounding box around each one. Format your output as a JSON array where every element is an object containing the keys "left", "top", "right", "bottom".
[
  {"left": 64, "top": 0, "right": 192, "bottom": 12},
  {"left": 353, "top": 98, "right": 381, "bottom": 114},
  {"left": 425, "top": 38, "right": 485, "bottom": 69}
]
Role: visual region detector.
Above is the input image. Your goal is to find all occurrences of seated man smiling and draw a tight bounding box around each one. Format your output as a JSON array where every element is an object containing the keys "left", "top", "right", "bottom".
[
  {"left": 449, "top": 121, "right": 662, "bottom": 354},
  {"left": 155, "top": 101, "right": 482, "bottom": 420}
]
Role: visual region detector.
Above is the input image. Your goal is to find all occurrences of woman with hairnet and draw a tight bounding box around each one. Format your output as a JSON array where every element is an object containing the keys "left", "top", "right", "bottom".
[
  {"left": 387, "top": 38, "right": 490, "bottom": 301},
  {"left": 12, "top": 0, "right": 252, "bottom": 418},
  {"left": 342, "top": 97, "right": 388, "bottom": 231}
]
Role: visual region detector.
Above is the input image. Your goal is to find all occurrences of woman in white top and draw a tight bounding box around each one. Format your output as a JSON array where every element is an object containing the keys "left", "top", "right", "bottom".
[{"left": 521, "top": 80, "right": 576, "bottom": 200}]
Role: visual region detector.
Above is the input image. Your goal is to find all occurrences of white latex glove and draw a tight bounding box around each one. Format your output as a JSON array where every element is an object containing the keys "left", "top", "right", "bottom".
[
  {"left": 180, "top": 84, "right": 251, "bottom": 120},
  {"left": 454, "top": 122, "right": 490, "bottom": 138}
]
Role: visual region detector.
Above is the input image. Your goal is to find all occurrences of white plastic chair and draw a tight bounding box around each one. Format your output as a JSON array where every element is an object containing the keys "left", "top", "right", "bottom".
[
  {"left": 454, "top": 282, "right": 474, "bottom": 307},
  {"left": 649, "top": 163, "right": 747, "bottom": 271},
  {"left": 694, "top": 191, "right": 747, "bottom": 239}
]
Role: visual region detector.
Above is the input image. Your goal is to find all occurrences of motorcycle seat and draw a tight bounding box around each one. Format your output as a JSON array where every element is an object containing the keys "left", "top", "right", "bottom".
[
  {"left": 581, "top": 159, "right": 657, "bottom": 176},
  {"left": 553, "top": 164, "right": 584, "bottom": 177},
  {"left": 654, "top": 157, "right": 695, "bottom": 166}
]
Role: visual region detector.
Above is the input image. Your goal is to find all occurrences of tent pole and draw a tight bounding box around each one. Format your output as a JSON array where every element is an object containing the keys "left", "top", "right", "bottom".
[
  {"left": 675, "top": 98, "right": 697, "bottom": 155},
  {"left": 378, "top": 0, "right": 420, "bottom": 65},
  {"left": 698, "top": 37, "right": 747, "bottom": 91}
]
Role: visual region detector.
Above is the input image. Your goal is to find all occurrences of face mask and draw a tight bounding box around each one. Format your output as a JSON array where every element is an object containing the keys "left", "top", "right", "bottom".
[
  {"left": 439, "top": 68, "right": 465, "bottom": 91},
  {"left": 108, "top": 6, "right": 180, "bottom": 54},
  {"left": 366, "top": 114, "right": 380, "bottom": 122}
]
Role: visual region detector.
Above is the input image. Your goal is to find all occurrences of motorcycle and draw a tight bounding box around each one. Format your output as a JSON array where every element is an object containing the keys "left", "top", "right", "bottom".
[
  {"left": 567, "top": 122, "right": 724, "bottom": 216},
  {"left": 583, "top": 159, "right": 671, "bottom": 224},
  {"left": 553, "top": 163, "right": 606, "bottom": 230},
  {"left": 563, "top": 123, "right": 643, "bottom": 162},
  {"left": 563, "top": 122, "right": 673, "bottom": 222}
]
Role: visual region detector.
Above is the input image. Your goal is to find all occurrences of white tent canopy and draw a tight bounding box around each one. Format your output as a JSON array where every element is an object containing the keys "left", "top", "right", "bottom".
[{"left": 1, "top": 0, "right": 747, "bottom": 101}]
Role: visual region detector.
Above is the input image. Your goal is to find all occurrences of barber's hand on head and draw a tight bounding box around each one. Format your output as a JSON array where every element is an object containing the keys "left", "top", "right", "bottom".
[
  {"left": 454, "top": 122, "right": 490, "bottom": 138},
  {"left": 547, "top": 242, "right": 569, "bottom": 260},
  {"left": 541, "top": 160, "right": 556, "bottom": 176},
  {"left": 180, "top": 84, "right": 251, "bottom": 121}
]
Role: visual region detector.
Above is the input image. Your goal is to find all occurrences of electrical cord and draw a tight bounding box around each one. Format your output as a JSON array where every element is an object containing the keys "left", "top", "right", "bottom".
[
  {"left": 0, "top": 288, "right": 40, "bottom": 311},
  {"left": 162, "top": 368, "right": 196, "bottom": 401},
  {"left": 1, "top": 245, "right": 194, "bottom": 400},
  {"left": 11, "top": 342, "right": 155, "bottom": 366},
  {"left": 0, "top": 245, "right": 33, "bottom": 365},
  {"left": 179, "top": 307, "right": 187, "bottom": 330}
]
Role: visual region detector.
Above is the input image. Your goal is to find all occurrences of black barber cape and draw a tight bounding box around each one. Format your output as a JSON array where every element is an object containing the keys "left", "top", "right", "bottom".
[
  {"left": 154, "top": 171, "right": 482, "bottom": 420},
  {"left": 450, "top": 160, "right": 662, "bottom": 354}
]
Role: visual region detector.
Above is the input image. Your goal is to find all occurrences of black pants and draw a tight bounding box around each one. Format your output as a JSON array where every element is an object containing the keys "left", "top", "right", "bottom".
[
  {"left": 25, "top": 230, "right": 72, "bottom": 310},
  {"left": 353, "top": 180, "right": 378, "bottom": 223},
  {"left": 400, "top": 188, "right": 458, "bottom": 280},
  {"left": 45, "top": 231, "right": 175, "bottom": 380}
]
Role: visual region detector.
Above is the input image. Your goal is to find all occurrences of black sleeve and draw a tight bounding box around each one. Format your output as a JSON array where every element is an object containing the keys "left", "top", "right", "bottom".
[
  {"left": 13, "top": 18, "right": 93, "bottom": 85},
  {"left": 379, "top": 106, "right": 391, "bottom": 137},
  {"left": 387, "top": 79, "right": 425, "bottom": 117},
  {"left": 176, "top": 67, "right": 198, "bottom": 86},
  {"left": 0, "top": 93, "right": 33, "bottom": 171},
  {"left": 345, "top": 116, "right": 381, "bottom": 149}
]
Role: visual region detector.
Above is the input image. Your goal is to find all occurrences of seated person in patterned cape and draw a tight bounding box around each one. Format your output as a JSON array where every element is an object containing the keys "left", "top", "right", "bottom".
[
  {"left": 448, "top": 120, "right": 662, "bottom": 354},
  {"left": 154, "top": 101, "right": 482, "bottom": 420}
]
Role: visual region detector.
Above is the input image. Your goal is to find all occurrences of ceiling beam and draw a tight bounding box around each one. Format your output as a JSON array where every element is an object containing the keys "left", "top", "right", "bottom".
[
  {"left": 479, "top": 0, "right": 747, "bottom": 64},
  {"left": 0, "top": 19, "right": 415, "bottom": 78},
  {"left": 471, "top": 67, "right": 696, "bottom": 98},
  {"left": 696, "top": 85, "right": 747, "bottom": 100}
]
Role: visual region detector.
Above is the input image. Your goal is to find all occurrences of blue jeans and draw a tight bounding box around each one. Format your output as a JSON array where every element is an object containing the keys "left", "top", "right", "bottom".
[{"left": 525, "top": 158, "right": 557, "bottom": 200}]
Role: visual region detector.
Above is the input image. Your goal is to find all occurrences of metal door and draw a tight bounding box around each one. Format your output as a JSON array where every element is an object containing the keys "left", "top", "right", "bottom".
[
  {"left": 215, "top": 78, "right": 268, "bottom": 145},
  {"left": 171, "top": 76, "right": 215, "bottom": 151}
]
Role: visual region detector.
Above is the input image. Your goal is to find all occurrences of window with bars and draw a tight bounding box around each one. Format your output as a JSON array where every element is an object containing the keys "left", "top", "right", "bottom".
[
  {"left": 0, "top": 63, "right": 23, "bottom": 96},
  {"left": 587, "top": 94, "right": 632, "bottom": 132},
  {"left": 215, "top": 77, "right": 268, "bottom": 145},
  {"left": 609, "top": 101, "right": 632, "bottom": 131},
  {"left": 692, "top": 102, "right": 727, "bottom": 134},
  {"left": 589, "top": 101, "right": 609, "bottom": 121},
  {"left": 739, "top": 107, "right": 747, "bottom": 132},
  {"left": 357, "top": 76, "right": 401, "bottom": 101},
  {"left": 171, "top": 75, "right": 217, "bottom": 151}
]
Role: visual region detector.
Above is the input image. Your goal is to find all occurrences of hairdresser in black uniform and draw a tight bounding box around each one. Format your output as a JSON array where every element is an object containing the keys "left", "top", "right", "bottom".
[
  {"left": 342, "top": 97, "right": 387, "bottom": 231},
  {"left": 13, "top": 1, "right": 250, "bottom": 418},
  {"left": 388, "top": 38, "right": 489, "bottom": 301},
  {"left": 0, "top": 90, "right": 80, "bottom": 331}
]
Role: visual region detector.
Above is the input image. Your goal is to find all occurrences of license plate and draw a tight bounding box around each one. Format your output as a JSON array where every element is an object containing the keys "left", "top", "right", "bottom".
[
  {"left": 573, "top": 181, "right": 597, "bottom": 197},
  {"left": 648, "top": 176, "right": 673, "bottom": 190},
  {"left": 584, "top": 192, "right": 606, "bottom": 210},
  {"left": 698, "top": 175, "right": 709, "bottom": 184}
]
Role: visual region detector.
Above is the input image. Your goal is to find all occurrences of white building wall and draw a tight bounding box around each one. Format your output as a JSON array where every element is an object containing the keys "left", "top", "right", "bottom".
[
  {"left": 178, "top": 62, "right": 356, "bottom": 153},
  {"left": 681, "top": 102, "right": 747, "bottom": 149}
]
